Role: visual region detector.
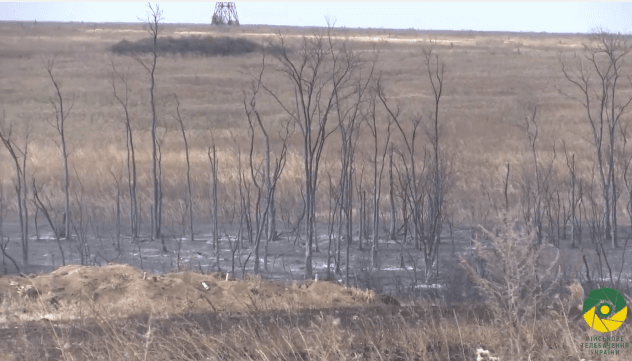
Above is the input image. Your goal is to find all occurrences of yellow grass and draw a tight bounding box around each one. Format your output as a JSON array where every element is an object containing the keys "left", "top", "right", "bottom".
[{"left": 0, "top": 22, "right": 624, "bottom": 225}]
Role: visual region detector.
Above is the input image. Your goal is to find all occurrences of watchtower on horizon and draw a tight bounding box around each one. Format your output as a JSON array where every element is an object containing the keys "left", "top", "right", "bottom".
[{"left": 212, "top": 3, "right": 240, "bottom": 26}]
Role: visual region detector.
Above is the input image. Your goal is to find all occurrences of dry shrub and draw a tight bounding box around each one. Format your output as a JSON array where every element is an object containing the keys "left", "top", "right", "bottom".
[
  {"left": 111, "top": 35, "right": 271, "bottom": 57},
  {"left": 459, "top": 218, "right": 596, "bottom": 359}
]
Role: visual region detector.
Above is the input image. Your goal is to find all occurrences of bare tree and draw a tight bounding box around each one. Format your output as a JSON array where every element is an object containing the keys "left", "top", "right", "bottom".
[
  {"left": 388, "top": 145, "right": 397, "bottom": 240},
  {"left": 0, "top": 111, "right": 31, "bottom": 264},
  {"left": 324, "top": 169, "right": 339, "bottom": 280},
  {"left": 207, "top": 143, "right": 220, "bottom": 272},
  {"left": 233, "top": 139, "right": 256, "bottom": 276},
  {"left": 262, "top": 25, "right": 364, "bottom": 279},
  {"left": 111, "top": 62, "right": 139, "bottom": 242},
  {"left": 155, "top": 127, "right": 168, "bottom": 250},
  {"left": 71, "top": 165, "right": 89, "bottom": 265},
  {"left": 378, "top": 86, "right": 424, "bottom": 254},
  {"left": 563, "top": 142, "right": 581, "bottom": 248},
  {"left": 31, "top": 179, "right": 65, "bottom": 265},
  {"left": 245, "top": 66, "right": 291, "bottom": 274},
  {"left": 133, "top": 3, "right": 163, "bottom": 241},
  {"left": 517, "top": 106, "right": 553, "bottom": 244},
  {"left": 0, "top": 181, "right": 4, "bottom": 244},
  {"left": 378, "top": 48, "right": 448, "bottom": 281},
  {"left": 46, "top": 60, "right": 74, "bottom": 241},
  {"left": 355, "top": 164, "right": 367, "bottom": 251},
  {"left": 423, "top": 49, "right": 448, "bottom": 279},
  {"left": 560, "top": 30, "right": 632, "bottom": 248},
  {"left": 363, "top": 86, "right": 392, "bottom": 269},
  {"left": 333, "top": 46, "right": 376, "bottom": 283},
  {"left": 109, "top": 169, "right": 123, "bottom": 250},
  {"left": 173, "top": 94, "right": 194, "bottom": 242}
]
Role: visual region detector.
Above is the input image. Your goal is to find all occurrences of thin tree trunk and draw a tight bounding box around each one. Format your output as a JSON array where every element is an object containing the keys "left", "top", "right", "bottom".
[
  {"left": 612, "top": 158, "right": 618, "bottom": 248},
  {"left": 359, "top": 190, "right": 365, "bottom": 250},
  {"left": 126, "top": 121, "right": 138, "bottom": 240},
  {"left": 345, "top": 164, "right": 353, "bottom": 286},
  {"left": 140, "top": 5, "right": 162, "bottom": 241},
  {"left": 304, "top": 139, "right": 313, "bottom": 279},
  {"left": 46, "top": 63, "right": 72, "bottom": 242},
  {"left": 213, "top": 146, "right": 219, "bottom": 272},
  {"left": 174, "top": 95, "right": 194, "bottom": 242},
  {"left": 15, "top": 183, "right": 26, "bottom": 264},
  {"left": 389, "top": 146, "right": 396, "bottom": 240},
  {"left": 156, "top": 137, "right": 164, "bottom": 250},
  {"left": 116, "top": 182, "right": 121, "bottom": 249},
  {"left": 264, "top": 131, "right": 273, "bottom": 271}
]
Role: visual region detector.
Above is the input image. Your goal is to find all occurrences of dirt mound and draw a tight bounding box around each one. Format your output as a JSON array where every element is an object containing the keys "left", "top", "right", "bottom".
[{"left": 0, "top": 264, "right": 386, "bottom": 323}]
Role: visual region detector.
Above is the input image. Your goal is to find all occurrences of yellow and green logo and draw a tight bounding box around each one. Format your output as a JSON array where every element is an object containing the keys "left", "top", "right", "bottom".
[{"left": 583, "top": 287, "right": 627, "bottom": 333}]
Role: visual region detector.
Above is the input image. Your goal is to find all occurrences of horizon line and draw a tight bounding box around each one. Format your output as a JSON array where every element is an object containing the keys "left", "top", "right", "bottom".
[{"left": 0, "top": 20, "right": 602, "bottom": 37}]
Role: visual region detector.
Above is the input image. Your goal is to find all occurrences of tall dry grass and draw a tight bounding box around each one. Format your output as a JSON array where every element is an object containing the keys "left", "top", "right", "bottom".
[{"left": 0, "top": 22, "right": 618, "bottom": 229}]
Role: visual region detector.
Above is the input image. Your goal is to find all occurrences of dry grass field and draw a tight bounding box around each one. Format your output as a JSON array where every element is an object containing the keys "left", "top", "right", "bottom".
[
  {"left": 2, "top": 20, "right": 632, "bottom": 360},
  {"left": 0, "top": 21, "right": 601, "bottom": 223}
]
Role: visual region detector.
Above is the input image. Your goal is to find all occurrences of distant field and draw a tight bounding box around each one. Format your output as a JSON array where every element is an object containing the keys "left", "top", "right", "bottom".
[{"left": 0, "top": 22, "right": 606, "bottom": 225}]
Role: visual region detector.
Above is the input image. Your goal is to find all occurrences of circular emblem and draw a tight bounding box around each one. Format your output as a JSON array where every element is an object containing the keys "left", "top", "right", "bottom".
[{"left": 583, "top": 288, "right": 627, "bottom": 333}]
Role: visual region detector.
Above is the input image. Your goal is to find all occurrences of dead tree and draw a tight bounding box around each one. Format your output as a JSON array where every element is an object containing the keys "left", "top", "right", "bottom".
[
  {"left": 560, "top": 30, "right": 632, "bottom": 248},
  {"left": 173, "top": 94, "right": 194, "bottom": 242},
  {"left": 563, "top": 143, "right": 581, "bottom": 248},
  {"left": 355, "top": 163, "right": 367, "bottom": 251},
  {"left": 156, "top": 127, "right": 168, "bottom": 250},
  {"left": 519, "top": 106, "right": 544, "bottom": 244},
  {"left": 518, "top": 106, "right": 559, "bottom": 246},
  {"left": 394, "top": 159, "right": 412, "bottom": 268},
  {"left": 244, "top": 55, "right": 287, "bottom": 272},
  {"left": 71, "top": 165, "right": 92, "bottom": 265},
  {"left": 133, "top": 3, "right": 163, "bottom": 241},
  {"left": 363, "top": 86, "right": 392, "bottom": 269},
  {"left": 620, "top": 119, "right": 632, "bottom": 280},
  {"left": 0, "top": 112, "right": 31, "bottom": 264},
  {"left": 325, "top": 169, "right": 340, "bottom": 280},
  {"left": 244, "top": 67, "right": 291, "bottom": 274},
  {"left": 46, "top": 60, "right": 74, "bottom": 241},
  {"left": 378, "top": 83, "right": 424, "bottom": 256},
  {"left": 0, "top": 181, "right": 4, "bottom": 243},
  {"left": 262, "top": 25, "right": 363, "bottom": 279},
  {"left": 388, "top": 145, "right": 397, "bottom": 240},
  {"left": 333, "top": 48, "right": 376, "bottom": 284},
  {"left": 423, "top": 49, "right": 447, "bottom": 279},
  {"left": 378, "top": 48, "right": 448, "bottom": 281},
  {"left": 109, "top": 169, "right": 123, "bottom": 250},
  {"left": 235, "top": 141, "right": 256, "bottom": 275},
  {"left": 111, "top": 62, "right": 139, "bottom": 241},
  {"left": 208, "top": 143, "right": 220, "bottom": 272},
  {"left": 31, "top": 179, "right": 65, "bottom": 265}
]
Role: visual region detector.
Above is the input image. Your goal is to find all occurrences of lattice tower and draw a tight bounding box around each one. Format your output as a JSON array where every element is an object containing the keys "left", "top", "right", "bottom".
[{"left": 212, "top": 2, "right": 240, "bottom": 26}]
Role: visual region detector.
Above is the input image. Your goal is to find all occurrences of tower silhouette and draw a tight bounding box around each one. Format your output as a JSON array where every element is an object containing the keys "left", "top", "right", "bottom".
[{"left": 212, "top": 3, "right": 240, "bottom": 26}]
